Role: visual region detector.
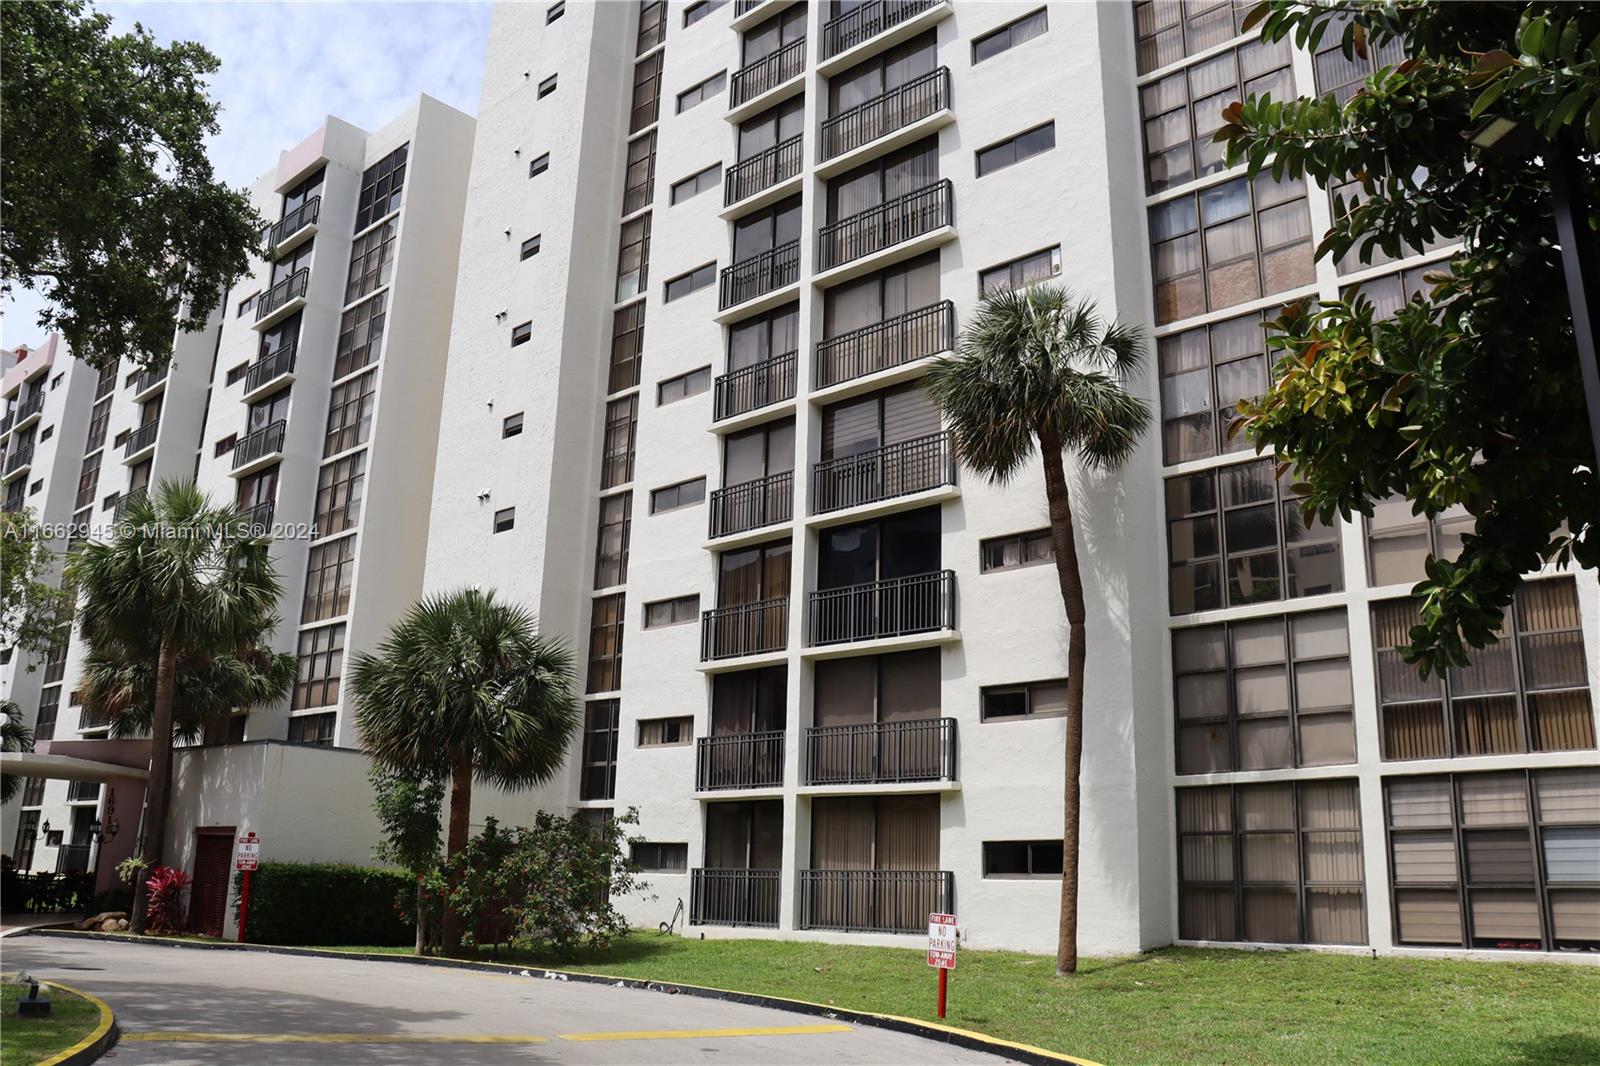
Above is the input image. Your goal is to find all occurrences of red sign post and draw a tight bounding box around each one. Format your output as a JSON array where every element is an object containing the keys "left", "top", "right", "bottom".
[
  {"left": 234, "top": 832, "right": 260, "bottom": 943},
  {"left": 927, "top": 911, "right": 957, "bottom": 1018}
]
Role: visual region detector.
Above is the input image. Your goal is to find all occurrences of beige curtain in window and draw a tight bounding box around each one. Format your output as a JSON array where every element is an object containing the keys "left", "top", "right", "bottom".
[{"left": 1395, "top": 889, "right": 1462, "bottom": 945}]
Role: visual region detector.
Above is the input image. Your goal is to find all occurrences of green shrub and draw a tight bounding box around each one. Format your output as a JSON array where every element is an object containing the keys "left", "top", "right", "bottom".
[{"left": 233, "top": 862, "right": 413, "bottom": 946}]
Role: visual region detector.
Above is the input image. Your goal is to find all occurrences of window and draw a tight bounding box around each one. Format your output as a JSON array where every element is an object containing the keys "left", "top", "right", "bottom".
[
  {"left": 102, "top": 492, "right": 120, "bottom": 511},
  {"left": 124, "top": 369, "right": 140, "bottom": 388},
  {"left": 1312, "top": 12, "right": 1406, "bottom": 104},
  {"left": 975, "top": 122, "right": 1056, "bottom": 178},
  {"left": 511, "top": 321, "right": 532, "bottom": 347},
  {"left": 610, "top": 302, "right": 645, "bottom": 393},
  {"left": 324, "top": 371, "right": 376, "bottom": 458},
  {"left": 74, "top": 454, "right": 100, "bottom": 512},
  {"left": 1366, "top": 494, "right": 1472, "bottom": 588},
  {"left": 1133, "top": 0, "right": 1254, "bottom": 75},
  {"left": 226, "top": 363, "right": 249, "bottom": 386},
  {"left": 355, "top": 143, "right": 408, "bottom": 231},
  {"left": 27, "top": 479, "right": 40, "bottom": 497},
  {"left": 983, "top": 840, "right": 1064, "bottom": 878},
  {"left": 1175, "top": 609, "right": 1356, "bottom": 774},
  {"left": 520, "top": 235, "right": 542, "bottom": 260},
  {"left": 587, "top": 593, "right": 625, "bottom": 693},
  {"left": 1178, "top": 780, "right": 1366, "bottom": 945},
  {"left": 13, "top": 811, "right": 38, "bottom": 870},
  {"left": 1158, "top": 310, "right": 1272, "bottom": 464},
  {"left": 683, "top": 0, "right": 723, "bottom": 27},
  {"left": 664, "top": 262, "right": 716, "bottom": 301},
  {"left": 302, "top": 536, "right": 357, "bottom": 623},
  {"left": 676, "top": 71, "right": 726, "bottom": 113},
  {"left": 637, "top": 716, "right": 692, "bottom": 746},
  {"left": 85, "top": 397, "right": 110, "bottom": 452},
  {"left": 623, "top": 132, "right": 656, "bottom": 215},
  {"left": 336, "top": 294, "right": 387, "bottom": 379},
  {"left": 657, "top": 367, "right": 711, "bottom": 405},
  {"left": 973, "top": 8, "right": 1047, "bottom": 64},
  {"left": 631, "top": 842, "right": 688, "bottom": 871},
  {"left": 494, "top": 507, "right": 516, "bottom": 533},
  {"left": 594, "top": 492, "right": 632, "bottom": 589},
  {"left": 637, "top": 0, "right": 666, "bottom": 54},
  {"left": 616, "top": 213, "right": 652, "bottom": 301},
  {"left": 670, "top": 164, "right": 721, "bottom": 204},
  {"left": 631, "top": 50, "right": 665, "bottom": 133},
  {"left": 346, "top": 219, "right": 398, "bottom": 303},
  {"left": 580, "top": 700, "right": 620, "bottom": 799},
  {"left": 600, "top": 395, "right": 638, "bottom": 489},
  {"left": 538, "top": 74, "right": 558, "bottom": 98},
  {"left": 287, "top": 712, "right": 336, "bottom": 747},
  {"left": 529, "top": 152, "right": 550, "bottom": 178},
  {"left": 1371, "top": 579, "right": 1594, "bottom": 761},
  {"left": 1166, "top": 458, "right": 1343, "bottom": 614},
  {"left": 293, "top": 624, "right": 346, "bottom": 710},
  {"left": 644, "top": 595, "right": 699, "bottom": 629},
  {"left": 981, "top": 679, "right": 1068, "bottom": 722},
  {"left": 237, "top": 293, "right": 258, "bottom": 317},
  {"left": 502, "top": 413, "right": 524, "bottom": 438},
  {"left": 1141, "top": 40, "right": 1293, "bottom": 193},
  {"left": 547, "top": 0, "right": 564, "bottom": 22},
  {"left": 214, "top": 435, "right": 237, "bottom": 458},
  {"left": 980, "top": 529, "right": 1053, "bottom": 573},
  {"left": 314, "top": 453, "right": 366, "bottom": 535},
  {"left": 1149, "top": 173, "right": 1315, "bottom": 325},
  {"left": 979, "top": 246, "right": 1061, "bottom": 295},
  {"left": 650, "top": 477, "right": 706, "bottom": 514},
  {"left": 34, "top": 687, "right": 59, "bottom": 743},
  {"left": 1386, "top": 768, "right": 1598, "bottom": 951}
]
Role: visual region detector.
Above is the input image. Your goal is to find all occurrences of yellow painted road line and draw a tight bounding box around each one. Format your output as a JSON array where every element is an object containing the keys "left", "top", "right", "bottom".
[
  {"left": 123, "top": 1032, "right": 547, "bottom": 1045},
  {"left": 560, "top": 1023, "right": 854, "bottom": 1042},
  {"left": 37, "top": 980, "right": 117, "bottom": 1066}
]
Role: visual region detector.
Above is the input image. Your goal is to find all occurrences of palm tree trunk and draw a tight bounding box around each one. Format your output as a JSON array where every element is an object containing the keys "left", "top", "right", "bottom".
[
  {"left": 130, "top": 636, "right": 179, "bottom": 935},
  {"left": 440, "top": 755, "right": 473, "bottom": 955},
  {"left": 1039, "top": 432, "right": 1087, "bottom": 976}
]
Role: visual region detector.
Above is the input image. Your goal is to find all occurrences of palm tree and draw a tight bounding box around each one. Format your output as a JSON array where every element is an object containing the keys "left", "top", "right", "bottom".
[
  {"left": 1, "top": 699, "right": 34, "bottom": 804},
  {"left": 66, "top": 480, "right": 282, "bottom": 934},
  {"left": 924, "top": 284, "right": 1150, "bottom": 975},
  {"left": 349, "top": 588, "right": 580, "bottom": 955}
]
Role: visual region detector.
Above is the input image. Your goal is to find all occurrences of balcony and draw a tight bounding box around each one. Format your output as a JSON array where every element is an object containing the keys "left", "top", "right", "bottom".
[
  {"left": 821, "top": 0, "right": 944, "bottom": 64},
  {"left": 798, "top": 869, "right": 954, "bottom": 933},
  {"left": 815, "top": 301, "right": 955, "bottom": 392},
  {"left": 714, "top": 351, "right": 797, "bottom": 424},
  {"left": 132, "top": 365, "right": 168, "bottom": 401},
  {"left": 709, "top": 471, "right": 793, "bottom": 541},
  {"left": 732, "top": 0, "right": 795, "bottom": 27},
  {"left": 2, "top": 443, "right": 33, "bottom": 480},
  {"left": 695, "top": 731, "right": 785, "bottom": 791},
  {"left": 11, "top": 390, "right": 45, "bottom": 430},
  {"left": 239, "top": 499, "right": 276, "bottom": 538},
  {"left": 701, "top": 598, "right": 789, "bottom": 662},
  {"left": 804, "top": 717, "right": 956, "bottom": 786},
  {"left": 718, "top": 240, "right": 800, "bottom": 316},
  {"left": 0, "top": 411, "right": 13, "bottom": 436},
  {"left": 817, "top": 180, "right": 953, "bottom": 280},
  {"left": 123, "top": 419, "right": 160, "bottom": 462},
  {"left": 807, "top": 570, "right": 956, "bottom": 647},
  {"left": 691, "top": 867, "right": 780, "bottom": 928},
  {"left": 113, "top": 487, "right": 148, "bottom": 522},
  {"left": 242, "top": 342, "right": 297, "bottom": 401},
  {"left": 723, "top": 135, "right": 803, "bottom": 215},
  {"left": 268, "top": 196, "right": 321, "bottom": 257},
  {"left": 55, "top": 844, "right": 94, "bottom": 874},
  {"left": 811, "top": 431, "right": 955, "bottom": 516},
  {"left": 729, "top": 37, "right": 805, "bottom": 117},
  {"left": 819, "top": 68, "right": 951, "bottom": 172},
  {"left": 231, "top": 419, "right": 286, "bottom": 475},
  {"left": 254, "top": 268, "right": 309, "bottom": 329}
]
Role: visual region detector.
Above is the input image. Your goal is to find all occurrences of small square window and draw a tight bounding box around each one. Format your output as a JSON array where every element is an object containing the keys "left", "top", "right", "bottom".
[
  {"left": 520, "top": 235, "right": 542, "bottom": 260},
  {"left": 650, "top": 477, "right": 706, "bottom": 513},
  {"left": 503, "top": 413, "right": 524, "bottom": 438},
  {"left": 980, "top": 529, "right": 1055, "bottom": 572},
  {"left": 683, "top": 0, "right": 724, "bottom": 27},
  {"left": 237, "top": 293, "right": 258, "bottom": 317},
  {"left": 657, "top": 367, "right": 711, "bottom": 405},
  {"left": 113, "top": 429, "right": 130, "bottom": 448},
  {"left": 630, "top": 841, "right": 688, "bottom": 871},
  {"left": 102, "top": 493, "right": 120, "bottom": 511},
  {"left": 529, "top": 153, "right": 550, "bottom": 178},
  {"left": 511, "top": 321, "right": 533, "bottom": 347},
  {"left": 50, "top": 373, "right": 63, "bottom": 390},
  {"left": 638, "top": 715, "right": 694, "bottom": 746},
  {"left": 39, "top": 425, "right": 52, "bottom": 442},
  {"left": 983, "top": 840, "right": 1064, "bottom": 878},
  {"left": 644, "top": 594, "right": 699, "bottom": 628},
  {"left": 982, "top": 679, "right": 1069, "bottom": 722},
  {"left": 124, "top": 370, "right": 140, "bottom": 388},
  {"left": 547, "top": 0, "right": 564, "bottom": 22},
  {"left": 494, "top": 507, "right": 516, "bottom": 533},
  {"left": 28, "top": 479, "right": 42, "bottom": 496},
  {"left": 670, "top": 164, "right": 722, "bottom": 204},
  {"left": 226, "top": 362, "right": 249, "bottom": 385},
  {"left": 664, "top": 263, "right": 716, "bottom": 302},
  {"left": 215, "top": 434, "right": 238, "bottom": 457},
  {"left": 538, "top": 75, "right": 558, "bottom": 98}
]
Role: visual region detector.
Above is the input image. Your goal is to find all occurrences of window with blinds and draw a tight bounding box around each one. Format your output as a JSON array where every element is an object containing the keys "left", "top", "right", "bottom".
[
  {"left": 1157, "top": 309, "right": 1270, "bottom": 465},
  {"left": 819, "top": 381, "right": 938, "bottom": 460},
  {"left": 826, "top": 137, "right": 939, "bottom": 224},
  {"left": 637, "top": 716, "right": 693, "bottom": 747},
  {"left": 810, "top": 794, "right": 939, "bottom": 870},
  {"left": 1365, "top": 493, "right": 1472, "bottom": 588}
]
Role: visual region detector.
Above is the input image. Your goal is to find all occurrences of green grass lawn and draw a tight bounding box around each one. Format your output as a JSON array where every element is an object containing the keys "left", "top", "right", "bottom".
[
  {"left": 310, "top": 936, "right": 1600, "bottom": 1065},
  {"left": 1, "top": 978, "right": 103, "bottom": 1066}
]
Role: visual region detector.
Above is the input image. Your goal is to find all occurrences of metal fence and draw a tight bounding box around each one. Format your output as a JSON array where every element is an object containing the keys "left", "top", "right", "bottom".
[
  {"left": 719, "top": 240, "right": 800, "bottom": 310},
  {"left": 714, "top": 351, "right": 797, "bottom": 422},
  {"left": 821, "top": 67, "right": 949, "bottom": 160},
  {"left": 692, "top": 867, "right": 781, "bottom": 927},
  {"left": 709, "top": 471, "right": 793, "bottom": 539},
  {"left": 817, "top": 180, "right": 953, "bottom": 272},
  {"left": 811, "top": 431, "right": 954, "bottom": 514},
  {"left": 695, "top": 731, "right": 786, "bottom": 791},
  {"left": 701, "top": 598, "right": 790, "bottom": 660},
  {"left": 799, "top": 869, "right": 953, "bottom": 933},
  {"left": 807, "top": 569, "right": 956, "bottom": 646},
  {"left": 804, "top": 717, "right": 957, "bottom": 785}
]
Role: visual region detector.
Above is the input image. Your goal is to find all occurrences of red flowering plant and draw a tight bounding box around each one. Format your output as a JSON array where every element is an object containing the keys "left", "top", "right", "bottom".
[{"left": 143, "top": 866, "right": 192, "bottom": 936}]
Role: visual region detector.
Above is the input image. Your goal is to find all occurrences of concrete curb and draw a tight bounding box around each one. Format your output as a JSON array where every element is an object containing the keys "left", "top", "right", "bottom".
[
  {"left": 36, "top": 978, "right": 120, "bottom": 1066},
  {"left": 22, "top": 928, "right": 1097, "bottom": 1065}
]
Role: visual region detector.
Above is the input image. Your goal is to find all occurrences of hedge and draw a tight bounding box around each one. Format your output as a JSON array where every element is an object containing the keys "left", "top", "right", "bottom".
[{"left": 232, "top": 862, "right": 414, "bottom": 946}]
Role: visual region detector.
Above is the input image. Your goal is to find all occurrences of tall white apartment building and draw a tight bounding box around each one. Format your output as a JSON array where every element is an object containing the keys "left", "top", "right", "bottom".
[
  {"left": 2, "top": 96, "right": 476, "bottom": 936},
  {"left": 424, "top": 0, "right": 1599, "bottom": 959}
]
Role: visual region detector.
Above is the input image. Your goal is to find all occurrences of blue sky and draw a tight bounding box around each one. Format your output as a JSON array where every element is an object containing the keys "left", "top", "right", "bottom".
[{"left": 3, "top": 0, "right": 492, "bottom": 348}]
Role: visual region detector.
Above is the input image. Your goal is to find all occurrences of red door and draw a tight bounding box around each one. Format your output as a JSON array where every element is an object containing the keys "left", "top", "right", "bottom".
[{"left": 189, "top": 829, "right": 235, "bottom": 937}]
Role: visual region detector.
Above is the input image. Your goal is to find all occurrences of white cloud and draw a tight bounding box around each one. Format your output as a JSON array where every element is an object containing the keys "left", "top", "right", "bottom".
[{"left": 3, "top": 0, "right": 491, "bottom": 349}]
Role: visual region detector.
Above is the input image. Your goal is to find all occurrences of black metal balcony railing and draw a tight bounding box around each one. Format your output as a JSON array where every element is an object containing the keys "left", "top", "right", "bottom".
[
  {"left": 812, "top": 431, "right": 955, "bottom": 514},
  {"left": 725, "top": 134, "right": 804, "bottom": 207},
  {"left": 715, "top": 351, "right": 798, "bottom": 422},
  {"left": 733, "top": 0, "right": 764, "bottom": 15},
  {"left": 815, "top": 301, "right": 955, "bottom": 389},
  {"left": 3, "top": 491, "right": 24, "bottom": 514},
  {"left": 245, "top": 342, "right": 297, "bottom": 394},
  {"left": 256, "top": 268, "right": 310, "bottom": 322},
  {"left": 124, "top": 419, "right": 160, "bottom": 458},
  {"left": 817, "top": 179, "right": 953, "bottom": 273},
  {"left": 13, "top": 391, "right": 45, "bottom": 423},
  {"left": 701, "top": 597, "right": 789, "bottom": 661},
  {"left": 709, "top": 470, "right": 793, "bottom": 539},
  {"left": 695, "top": 730, "right": 785, "bottom": 791},
  {"left": 134, "top": 365, "right": 168, "bottom": 395},
  {"left": 822, "top": 0, "right": 938, "bottom": 59},
  {"left": 805, "top": 717, "right": 956, "bottom": 785},
  {"left": 730, "top": 36, "right": 805, "bottom": 108},
  {"left": 4, "top": 443, "right": 34, "bottom": 476},
  {"left": 821, "top": 67, "right": 950, "bottom": 161},
  {"left": 719, "top": 240, "right": 800, "bottom": 311},
  {"left": 232, "top": 420, "right": 287, "bottom": 470},
  {"left": 799, "top": 869, "right": 953, "bottom": 933},
  {"left": 270, "top": 196, "right": 321, "bottom": 250},
  {"left": 55, "top": 844, "right": 93, "bottom": 874},
  {"left": 113, "top": 487, "right": 148, "bottom": 522},
  {"left": 0, "top": 411, "right": 14, "bottom": 435},
  {"left": 691, "top": 867, "right": 781, "bottom": 927},
  {"left": 240, "top": 499, "right": 276, "bottom": 538},
  {"left": 808, "top": 569, "right": 956, "bottom": 646}
]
